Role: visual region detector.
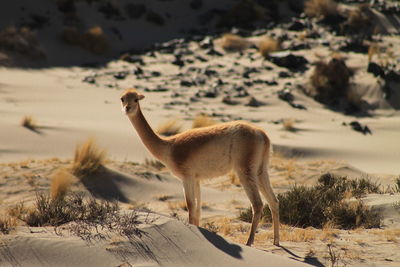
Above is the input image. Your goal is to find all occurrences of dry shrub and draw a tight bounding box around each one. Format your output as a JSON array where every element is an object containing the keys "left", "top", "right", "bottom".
[
  {"left": 240, "top": 173, "right": 381, "bottom": 229},
  {"left": 258, "top": 37, "right": 281, "bottom": 58},
  {"left": 156, "top": 118, "right": 182, "bottom": 136},
  {"left": 167, "top": 201, "right": 188, "bottom": 211},
  {"left": 192, "top": 114, "right": 217, "bottom": 129},
  {"left": 220, "top": 34, "right": 251, "bottom": 52},
  {"left": 0, "top": 216, "right": 16, "bottom": 234},
  {"left": 61, "top": 25, "right": 108, "bottom": 55},
  {"left": 310, "top": 57, "right": 352, "bottom": 105},
  {"left": 21, "top": 115, "right": 37, "bottom": 130},
  {"left": 304, "top": 0, "right": 339, "bottom": 19},
  {"left": 72, "top": 138, "right": 106, "bottom": 177},
  {"left": 0, "top": 26, "right": 45, "bottom": 59},
  {"left": 51, "top": 169, "right": 75, "bottom": 200},
  {"left": 144, "top": 158, "right": 165, "bottom": 170}
]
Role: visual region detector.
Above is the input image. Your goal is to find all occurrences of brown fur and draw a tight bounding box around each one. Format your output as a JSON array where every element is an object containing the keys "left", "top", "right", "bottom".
[{"left": 121, "top": 88, "right": 280, "bottom": 246}]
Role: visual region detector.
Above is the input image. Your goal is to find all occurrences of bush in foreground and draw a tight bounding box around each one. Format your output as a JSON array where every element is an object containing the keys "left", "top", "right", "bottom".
[{"left": 239, "top": 173, "right": 381, "bottom": 229}]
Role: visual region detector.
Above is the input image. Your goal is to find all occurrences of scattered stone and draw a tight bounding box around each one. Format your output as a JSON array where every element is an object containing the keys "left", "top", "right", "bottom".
[
  {"left": 348, "top": 121, "right": 372, "bottom": 135},
  {"left": 200, "top": 37, "right": 213, "bottom": 49},
  {"left": 279, "top": 71, "right": 291, "bottom": 78},
  {"left": 234, "top": 86, "right": 249, "bottom": 98},
  {"left": 246, "top": 96, "right": 264, "bottom": 107},
  {"left": 151, "top": 71, "right": 161, "bottom": 77},
  {"left": 206, "top": 48, "right": 223, "bottom": 56},
  {"left": 120, "top": 54, "right": 145, "bottom": 65},
  {"left": 268, "top": 53, "right": 308, "bottom": 71},
  {"left": 133, "top": 66, "right": 143, "bottom": 76},
  {"left": 203, "top": 69, "right": 217, "bottom": 76},
  {"left": 340, "top": 41, "right": 368, "bottom": 53},
  {"left": 288, "top": 20, "right": 306, "bottom": 31},
  {"left": 82, "top": 75, "right": 96, "bottom": 84},
  {"left": 222, "top": 96, "right": 240, "bottom": 105},
  {"left": 242, "top": 67, "right": 259, "bottom": 78},
  {"left": 195, "top": 55, "right": 208, "bottom": 62},
  {"left": 113, "top": 71, "right": 128, "bottom": 80},
  {"left": 172, "top": 54, "right": 185, "bottom": 67},
  {"left": 367, "top": 62, "right": 385, "bottom": 77},
  {"left": 145, "top": 86, "right": 169, "bottom": 92},
  {"left": 180, "top": 80, "right": 194, "bottom": 87},
  {"left": 277, "top": 88, "right": 307, "bottom": 110}
]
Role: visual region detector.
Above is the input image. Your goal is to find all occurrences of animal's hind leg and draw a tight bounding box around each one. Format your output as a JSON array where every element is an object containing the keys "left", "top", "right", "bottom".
[
  {"left": 236, "top": 169, "right": 263, "bottom": 246},
  {"left": 182, "top": 179, "right": 200, "bottom": 226},
  {"left": 258, "top": 170, "right": 280, "bottom": 246}
]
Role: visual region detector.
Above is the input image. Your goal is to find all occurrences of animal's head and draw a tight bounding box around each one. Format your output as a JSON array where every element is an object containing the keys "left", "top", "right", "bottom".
[{"left": 120, "top": 88, "right": 145, "bottom": 115}]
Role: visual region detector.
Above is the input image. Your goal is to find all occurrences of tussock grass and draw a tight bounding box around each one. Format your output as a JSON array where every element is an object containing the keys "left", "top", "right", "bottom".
[
  {"left": 395, "top": 177, "right": 400, "bottom": 193},
  {"left": 62, "top": 25, "right": 108, "bottom": 55},
  {"left": 239, "top": 173, "right": 381, "bottom": 229},
  {"left": 310, "top": 57, "right": 352, "bottom": 105},
  {"left": 258, "top": 37, "right": 281, "bottom": 58},
  {"left": 51, "top": 169, "right": 75, "bottom": 200},
  {"left": 220, "top": 33, "right": 251, "bottom": 52},
  {"left": 0, "top": 216, "right": 16, "bottom": 234},
  {"left": 156, "top": 118, "right": 182, "bottom": 136},
  {"left": 21, "top": 115, "right": 37, "bottom": 130},
  {"left": 72, "top": 138, "right": 106, "bottom": 177},
  {"left": 144, "top": 158, "right": 165, "bottom": 170},
  {"left": 167, "top": 201, "right": 188, "bottom": 211},
  {"left": 192, "top": 114, "right": 217, "bottom": 129},
  {"left": 304, "top": 0, "right": 339, "bottom": 19},
  {"left": 282, "top": 118, "right": 296, "bottom": 132}
]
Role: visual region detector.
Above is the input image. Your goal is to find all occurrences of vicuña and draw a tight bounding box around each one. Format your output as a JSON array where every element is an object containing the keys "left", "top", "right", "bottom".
[{"left": 121, "top": 88, "right": 279, "bottom": 246}]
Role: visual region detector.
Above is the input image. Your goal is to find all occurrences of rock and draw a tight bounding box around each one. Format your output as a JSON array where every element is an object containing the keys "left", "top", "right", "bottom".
[
  {"left": 206, "top": 48, "right": 223, "bottom": 56},
  {"left": 242, "top": 67, "right": 259, "bottom": 78},
  {"left": 125, "top": 3, "right": 147, "bottom": 19},
  {"left": 82, "top": 75, "right": 96, "bottom": 84},
  {"left": 145, "top": 86, "right": 169, "bottom": 92},
  {"left": 349, "top": 121, "right": 372, "bottom": 135},
  {"left": 277, "top": 88, "right": 294, "bottom": 102},
  {"left": 288, "top": 20, "right": 306, "bottom": 31},
  {"left": 180, "top": 80, "right": 194, "bottom": 87},
  {"left": 200, "top": 37, "right": 213, "bottom": 49},
  {"left": 246, "top": 96, "right": 264, "bottom": 107},
  {"left": 120, "top": 54, "right": 145, "bottom": 65},
  {"left": 340, "top": 41, "right": 369, "bottom": 53},
  {"left": 279, "top": 71, "right": 291, "bottom": 78},
  {"left": 172, "top": 55, "right": 185, "bottom": 67},
  {"left": 268, "top": 53, "right": 308, "bottom": 71},
  {"left": 113, "top": 71, "right": 128, "bottom": 80},
  {"left": 146, "top": 10, "right": 165, "bottom": 26},
  {"left": 133, "top": 66, "right": 143, "bottom": 76},
  {"left": 367, "top": 62, "right": 385, "bottom": 77},
  {"left": 195, "top": 55, "right": 208, "bottom": 62},
  {"left": 222, "top": 96, "right": 240, "bottom": 105},
  {"left": 203, "top": 69, "right": 217, "bottom": 76},
  {"left": 151, "top": 71, "right": 161, "bottom": 77}
]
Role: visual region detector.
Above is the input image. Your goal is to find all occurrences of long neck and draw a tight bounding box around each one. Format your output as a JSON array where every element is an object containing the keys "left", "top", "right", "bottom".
[{"left": 128, "top": 107, "right": 169, "bottom": 162}]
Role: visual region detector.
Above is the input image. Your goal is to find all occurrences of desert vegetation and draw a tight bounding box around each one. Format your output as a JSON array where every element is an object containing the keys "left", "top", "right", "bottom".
[
  {"left": 156, "top": 118, "right": 182, "bottom": 136},
  {"left": 220, "top": 33, "right": 251, "bottom": 52},
  {"left": 72, "top": 138, "right": 106, "bottom": 177},
  {"left": 62, "top": 25, "right": 108, "bottom": 55},
  {"left": 258, "top": 37, "right": 281, "bottom": 58},
  {"left": 192, "top": 114, "right": 217, "bottom": 129},
  {"left": 240, "top": 173, "right": 382, "bottom": 229},
  {"left": 21, "top": 115, "right": 38, "bottom": 131}
]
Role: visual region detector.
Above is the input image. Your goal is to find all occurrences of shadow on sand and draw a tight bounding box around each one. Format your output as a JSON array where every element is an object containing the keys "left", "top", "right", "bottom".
[
  {"left": 198, "top": 227, "right": 243, "bottom": 259},
  {"left": 280, "top": 246, "right": 325, "bottom": 267},
  {"left": 80, "top": 166, "right": 134, "bottom": 203}
]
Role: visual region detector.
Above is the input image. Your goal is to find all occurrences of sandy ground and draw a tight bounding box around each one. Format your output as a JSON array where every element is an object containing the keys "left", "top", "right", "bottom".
[{"left": 1, "top": 0, "right": 400, "bottom": 266}]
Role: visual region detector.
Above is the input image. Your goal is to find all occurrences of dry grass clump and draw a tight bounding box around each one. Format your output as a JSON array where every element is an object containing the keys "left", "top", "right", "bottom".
[
  {"left": 51, "top": 169, "right": 75, "bottom": 200},
  {"left": 258, "top": 37, "right": 281, "bottom": 58},
  {"left": 144, "top": 158, "right": 165, "bottom": 170},
  {"left": 0, "top": 216, "right": 16, "bottom": 234},
  {"left": 394, "top": 177, "right": 400, "bottom": 193},
  {"left": 0, "top": 26, "right": 44, "bottom": 59},
  {"left": 220, "top": 33, "right": 251, "bottom": 52},
  {"left": 304, "top": 0, "right": 339, "bottom": 19},
  {"left": 167, "top": 201, "right": 188, "bottom": 211},
  {"left": 62, "top": 25, "right": 108, "bottom": 55},
  {"left": 72, "top": 138, "right": 106, "bottom": 177},
  {"left": 240, "top": 173, "right": 381, "bottom": 229},
  {"left": 156, "top": 118, "right": 182, "bottom": 136},
  {"left": 282, "top": 118, "right": 296, "bottom": 132},
  {"left": 310, "top": 57, "right": 352, "bottom": 105},
  {"left": 192, "top": 114, "right": 217, "bottom": 129},
  {"left": 21, "top": 115, "right": 37, "bottom": 130}
]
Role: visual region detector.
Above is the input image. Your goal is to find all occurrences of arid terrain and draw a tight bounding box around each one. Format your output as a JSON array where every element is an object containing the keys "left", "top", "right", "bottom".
[{"left": 1, "top": 0, "right": 400, "bottom": 266}]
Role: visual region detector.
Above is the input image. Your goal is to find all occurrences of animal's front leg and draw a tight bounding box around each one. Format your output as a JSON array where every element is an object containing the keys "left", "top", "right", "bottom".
[{"left": 183, "top": 179, "right": 200, "bottom": 226}]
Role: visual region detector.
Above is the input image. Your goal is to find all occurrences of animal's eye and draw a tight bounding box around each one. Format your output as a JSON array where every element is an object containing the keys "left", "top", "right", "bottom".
[
  {"left": 134, "top": 99, "right": 138, "bottom": 102},
  {"left": 120, "top": 97, "right": 124, "bottom": 102}
]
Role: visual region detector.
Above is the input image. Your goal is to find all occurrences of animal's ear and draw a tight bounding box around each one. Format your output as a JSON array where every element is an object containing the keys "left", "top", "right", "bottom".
[{"left": 138, "top": 93, "right": 145, "bottom": 100}]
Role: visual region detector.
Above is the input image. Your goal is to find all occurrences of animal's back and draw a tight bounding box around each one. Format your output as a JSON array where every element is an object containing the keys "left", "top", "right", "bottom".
[{"left": 166, "top": 121, "right": 269, "bottom": 179}]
